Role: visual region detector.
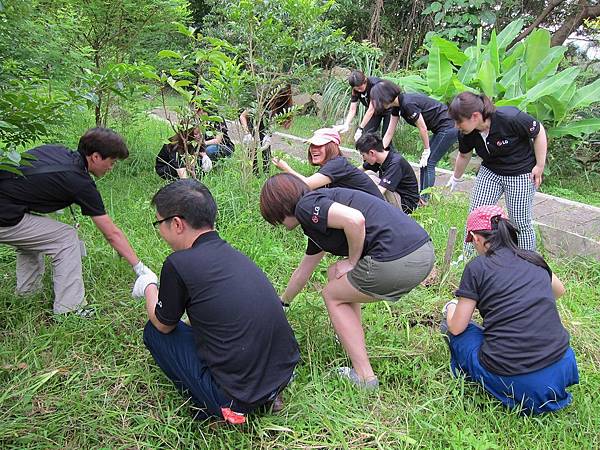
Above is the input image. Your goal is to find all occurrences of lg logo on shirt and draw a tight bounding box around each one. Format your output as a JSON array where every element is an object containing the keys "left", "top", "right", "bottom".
[
  {"left": 157, "top": 300, "right": 163, "bottom": 308},
  {"left": 496, "top": 139, "right": 509, "bottom": 147},
  {"left": 312, "top": 205, "right": 320, "bottom": 223},
  {"left": 530, "top": 120, "right": 537, "bottom": 132},
  {"left": 409, "top": 112, "right": 418, "bottom": 119},
  {"left": 382, "top": 178, "right": 391, "bottom": 185}
]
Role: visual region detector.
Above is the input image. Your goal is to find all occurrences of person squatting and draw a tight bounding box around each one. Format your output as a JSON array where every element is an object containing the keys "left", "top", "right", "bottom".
[{"left": 0, "top": 84, "right": 578, "bottom": 421}]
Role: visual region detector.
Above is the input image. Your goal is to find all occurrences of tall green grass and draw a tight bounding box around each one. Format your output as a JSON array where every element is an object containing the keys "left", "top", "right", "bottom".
[{"left": 1, "top": 117, "right": 599, "bottom": 448}]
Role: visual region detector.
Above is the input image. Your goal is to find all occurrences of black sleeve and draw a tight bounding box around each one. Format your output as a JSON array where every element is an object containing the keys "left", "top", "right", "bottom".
[
  {"left": 391, "top": 106, "right": 400, "bottom": 117},
  {"left": 401, "top": 101, "right": 421, "bottom": 126},
  {"left": 67, "top": 173, "right": 106, "bottom": 217},
  {"left": 379, "top": 159, "right": 403, "bottom": 192},
  {"left": 306, "top": 238, "right": 322, "bottom": 255},
  {"left": 295, "top": 192, "right": 333, "bottom": 234},
  {"left": 350, "top": 89, "right": 360, "bottom": 103},
  {"left": 318, "top": 158, "right": 349, "bottom": 184},
  {"left": 155, "top": 258, "right": 188, "bottom": 325},
  {"left": 454, "top": 260, "right": 481, "bottom": 301},
  {"left": 458, "top": 134, "right": 473, "bottom": 154},
  {"left": 362, "top": 162, "right": 380, "bottom": 172},
  {"left": 510, "top": 111, "right": 541, "bottom": 140}
]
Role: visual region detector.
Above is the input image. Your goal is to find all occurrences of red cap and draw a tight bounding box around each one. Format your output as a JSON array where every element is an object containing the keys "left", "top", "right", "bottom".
[
  {"left": 465, "top": 205, "right": 508, "bottom": 242},
  {"left": 306, "top": 128, "right": 341, "bottom": 146}
]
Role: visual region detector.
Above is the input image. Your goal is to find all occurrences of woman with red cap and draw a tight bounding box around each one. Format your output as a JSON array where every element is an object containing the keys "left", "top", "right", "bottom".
[
  {"left": 271, "top": 128, "right": 383, "bottom": 200},
  {"left": 441, "top": 205, "right": 579, "bottom": 415}
]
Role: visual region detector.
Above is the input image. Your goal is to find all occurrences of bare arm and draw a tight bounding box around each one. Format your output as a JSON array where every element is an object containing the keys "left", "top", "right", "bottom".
[
  {"left": 382, "top": 115, "right": 400, "bottom": 149},
  {"left": 175, "top": 167, "right": 189, "bottom": 179},
  {"left": 343, "top": 101, "right": 359, "bottom": 128},
  {"left": 551, "top": 273, "right": 565, "bottom": 299},
  {"left": 531, "top": 124, "right": 547, "bottom": 189},
  {"left": 446, "top": 297, "right": 477, "bottom": 335},
  {"left": 239, "top": 110, "right": 250, "bottom": 133},
  {"left": 91, "top": 214, "right": 139, "bottom": 266},
  {"left": 452, "top": 151, "right": 472, "bottom": 179},
  {"left": 358, "top": 102, "right": 376, "bottom": 129},
  {"left": 144, "top": 284, "right": 176, "bottom": 334},
  {"left": 281, "top": 251, "right": 325, "bottom": 303},
  {"left": 204, "top": 132, "right": 223, "bottom": 146},
  {"left": 414, "top": 114, "right": 430, "bottom": 149},
  {"left": 271, "top": 158, "right": 332, "bottom": 190}
]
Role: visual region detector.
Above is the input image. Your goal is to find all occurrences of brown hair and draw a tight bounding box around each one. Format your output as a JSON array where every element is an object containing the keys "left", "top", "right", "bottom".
[
  {"left": 168, "top": 128, "right": 201, "bottom": 155},
  {"left": 348, "top": 70, "right": 366, "bottom": 88},
  {"left": 307, "top": 142, "right": 342, "bottom": 166},
  {"left": 78, "top": 128, "right": 129, "bottom": 159},
  {"left": 369, "top": 80, "right": 402, "bottom": 114},
  {"left": 260, "top": 173, "right": 309, "bottom": 225},
  {"left": 448, "top": 92, "right": 496, "bottom": 122}
]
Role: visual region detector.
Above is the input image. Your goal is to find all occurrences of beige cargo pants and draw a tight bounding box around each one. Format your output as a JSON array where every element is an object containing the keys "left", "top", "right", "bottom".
[{"left": 0, "top": 213, "right": 85, "bottom": 314}]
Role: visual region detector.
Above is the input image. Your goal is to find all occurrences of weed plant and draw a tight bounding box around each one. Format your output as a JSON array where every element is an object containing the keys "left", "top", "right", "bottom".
[{"left": 1, "top": 116, "right": 599, "bottom": 448}]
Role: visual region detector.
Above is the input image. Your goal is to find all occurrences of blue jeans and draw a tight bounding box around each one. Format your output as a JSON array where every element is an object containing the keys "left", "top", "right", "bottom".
[
  {"left": 143, "top": 321, "right": 243, "bottom": 419},
  {"left": 205, "top": 144, "right": 233, "bottom": 159},
  {"left": 420, "top": 127, "right": 458, "bottom": 199},
  {"left": 445, "top": 323, "right": 579, "bottom": 415}
]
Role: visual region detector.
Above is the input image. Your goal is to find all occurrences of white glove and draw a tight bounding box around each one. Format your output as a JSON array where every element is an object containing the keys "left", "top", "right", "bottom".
[
  {"left": 260, "top": 135, "right": 272, "bottom": 151},
  {"left": 419, "top": 148, "right": 431, "bottom": 168},
  {"left": 132, "top": 273, "right": 158, "bottom": 298},
  {"left": 354, "top": 127, "right": 363, "bottom": 142},
  {"left": 442, "top": 300, "right": 458, "bottom": 316},
  {"left": 201, "top": 153, "right": 213, "bottom": 173},
  {"left": 446, "top": 175, "right": 463, "bottom": 192},
  {"left": 133, "top": 261, "right": 153, "bottom": 277},
  {"left": 333, "top": 123, "right": 350, "bottom": 134},
  {"left": 242, "top": 133, "right": 253, "bottom": 145}
]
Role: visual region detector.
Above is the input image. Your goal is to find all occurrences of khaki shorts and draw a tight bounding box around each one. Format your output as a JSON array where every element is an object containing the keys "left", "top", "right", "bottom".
[{"left": 347, "top": 241, "right": 435, "bottom": 301}]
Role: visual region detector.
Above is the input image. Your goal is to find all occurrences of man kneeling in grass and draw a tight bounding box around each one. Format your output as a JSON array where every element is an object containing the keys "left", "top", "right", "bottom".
[{"left": 132, "top": 179, "right": 299, "bottom": 421}]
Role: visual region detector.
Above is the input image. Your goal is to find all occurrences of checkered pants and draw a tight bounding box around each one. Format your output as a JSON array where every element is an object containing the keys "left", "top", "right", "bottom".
[{"left": 466, "top": 165, "right": 537, "bottom": 251}]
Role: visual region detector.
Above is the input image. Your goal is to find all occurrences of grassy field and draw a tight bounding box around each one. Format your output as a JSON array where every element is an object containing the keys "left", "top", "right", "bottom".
[{"left": 1, "top": 116, "right": 600, "bottom": 449}]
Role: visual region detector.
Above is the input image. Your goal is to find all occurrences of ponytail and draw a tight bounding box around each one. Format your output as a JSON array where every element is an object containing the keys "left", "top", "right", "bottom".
[
  {"left": 448, "top": 92, "right": 496, "bottom": 122},
  {"left": 473, "top": 217, "right": 551, "bottom": 277}
]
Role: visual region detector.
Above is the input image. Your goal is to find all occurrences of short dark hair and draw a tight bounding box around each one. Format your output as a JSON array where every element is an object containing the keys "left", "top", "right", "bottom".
[
  {"left": 448, "top": 92, "right": 496, "bottom": 122},
  {"left": 151, "top": 179, "right": 217, "bottom": 230},
  {"left": 78, "top": 128, "right": 129, "bottom": 159},
  {"left": 356, "top": 133, "right": 384, "bottom": 153},
  {"left": 369, "top": 80, "right": 402, "bottom": 114},
  {"left": 260, "top": 174, "right": 309, "bottom": 225},
  {"left": 348, "top": 70, "right": 366, "bottom": 88}
]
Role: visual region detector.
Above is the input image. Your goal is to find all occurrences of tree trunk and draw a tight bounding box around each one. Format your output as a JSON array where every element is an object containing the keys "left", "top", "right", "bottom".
[
  {"left": 551, "top": 0, "right": 600, "bottom": 46},
  {"left": 507, "top": 0, "right": 566, "bottom": 50},
  {"left": 368, "top": 0, "right": 384, "bottom": 46}
]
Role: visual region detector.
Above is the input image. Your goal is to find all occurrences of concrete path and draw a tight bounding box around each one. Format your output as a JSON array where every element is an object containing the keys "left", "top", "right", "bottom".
[{"left": 149, "top": 109, "right": 600, "bottom": 260}]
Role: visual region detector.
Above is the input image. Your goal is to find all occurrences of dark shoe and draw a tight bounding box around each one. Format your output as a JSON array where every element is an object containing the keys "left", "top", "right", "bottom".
[{"left": 270, "top": 393, "right": 284, "bottom": 413}]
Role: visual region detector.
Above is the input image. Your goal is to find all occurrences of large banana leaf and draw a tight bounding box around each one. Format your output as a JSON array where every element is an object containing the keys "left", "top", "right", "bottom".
[
  {"left": 570, "top": 77, "right": 600, "bottom": 110},
  {"left": 431, "top": 37, "right": 467, "bottom": 66},
  {"left": 427, "top": 45, "right": 453, "bottom": 96},
  {"left": 496, "top": 97, "right": 525, "bottom": 107},
  {"left": 499, "top": 64, "right": 521, "bottom": 90},
  {"left": 540, "top": 94, "right": 568, "bottom": 124},
  {"left": 384, "top": 74, "right": 431, "bottom": 94},
  {"left": 488, "top": 30, "right": 500, "bottom": 75},
  {"left": 476, "top": 59, "right": 496, "bottom": 97},
  {"left": 548, "top": 119, "right": 600, "bottom": 138},
  {"left": 457, "top": 46, "right": 480, "bottom": 84},
  {"left": 496, "top": 19, "right": 524, "bottom": 52},
  {"left": 527, "top": 46, "right": 566, "bottom": 87},
  {"left": 524, "top": 29, "right": 551, "bottom": 73},
  {"left": 501, "top": 41, "right": 524, "bottom": 72},
  {"left": 523, "top": 67, "right": 580, "bottom": 104},
  {"left": 526, "top": 102, "right": 552, "bottom": 123}
]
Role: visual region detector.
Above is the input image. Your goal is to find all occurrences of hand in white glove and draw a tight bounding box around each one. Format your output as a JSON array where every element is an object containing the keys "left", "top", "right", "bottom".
[
  {"left": 446, "top": 175, "right": 463, "bottom": 192},
  {"left": 260, "top": 135, "right": 272, "bottom": 151},
  {"left": 133, "top": 261, "right": 153, "bottom": 277},
  {"left": 333, "top": 123, "right": 350, "bottom": 134},
  {"left": 242, "top": 133, "right": 253, "bottom": 145},
  {"left": 201, "top": 153, "right": 213, "bottom": 173},
  {"left": 132, "top": 273, "right": 158, "bottom": 298},
  {"left": 442, "top": 300, "right": 458, "bottom": 317},
  {"left": 419, "top": 148, "right": 431, "bottom": 168},
  {"left": 354, "top": 127, "right": 363, "bottom": 142}
]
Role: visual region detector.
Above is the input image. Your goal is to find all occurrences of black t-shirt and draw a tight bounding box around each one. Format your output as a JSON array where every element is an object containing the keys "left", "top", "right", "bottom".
[
  {"left": 155, "top": 231, "right": 299, "bottom": 406},
  {"left": 455, "top": 247, "right": 569, "bottom": 376},
  {"left": 350, "top": 76, "right": 384, "bottom": 109},
  {"left": 155, "top": 142, "right": 200, "bottom": 178},
  {"left": 391, "top": 93, "right": 454, "bottom": 134},
  {"left": 206, "top": 117, "right": 234, "bottom": 150},
  {"left": 363, "top": 151, "right": 419, "bottom": 213},
  {"left": 458, "top": 106, "right": 541, "bottom": 176},
  {"left": 295, "top": 188, "right": 430, "bottom": 260},
  {"left": 318, "top": 157, "right": 384, "bottom": 200},
  {"left": 0, "top": 145, "right": 105, "bottom": 227}
]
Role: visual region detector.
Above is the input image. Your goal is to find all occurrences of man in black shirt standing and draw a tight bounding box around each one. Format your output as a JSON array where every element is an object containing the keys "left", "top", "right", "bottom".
[
  {"left": 0, "top": 128, "right": 155, "bottom": 315},
  {"left": 356, "top": 133, "right": 419, "bottom": 214},
  {"left": 133, "top": 179, "right": 299, "bottom": 420}
]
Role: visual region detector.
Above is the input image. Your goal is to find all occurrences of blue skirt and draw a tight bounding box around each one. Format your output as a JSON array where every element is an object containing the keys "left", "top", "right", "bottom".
[{"left": 447, "top": 323, "right": 579, "bottom": 415}]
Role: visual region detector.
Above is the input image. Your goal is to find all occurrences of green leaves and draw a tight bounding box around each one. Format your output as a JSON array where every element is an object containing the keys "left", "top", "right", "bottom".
[
  {"left": 547, "top": 119, "right": 600, "bottom": 139},
  {"left": 426, "top": 45, "right": 453, "bottom": 98}
]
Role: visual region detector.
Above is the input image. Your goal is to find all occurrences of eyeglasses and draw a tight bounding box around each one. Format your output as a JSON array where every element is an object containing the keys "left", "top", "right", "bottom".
[{"left": 152, "top": 215, "right": 183, "bottom": 228}]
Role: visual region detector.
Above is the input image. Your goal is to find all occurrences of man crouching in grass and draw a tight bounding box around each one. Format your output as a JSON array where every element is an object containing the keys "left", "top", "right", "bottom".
[{"left": 132, "top": 179, "right": 299, "bottom": 421}]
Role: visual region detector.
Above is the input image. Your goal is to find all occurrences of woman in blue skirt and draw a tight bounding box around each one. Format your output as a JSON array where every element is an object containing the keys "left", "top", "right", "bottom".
[{"left": 442, "top": 205, "right": 579, "bottom": 415}]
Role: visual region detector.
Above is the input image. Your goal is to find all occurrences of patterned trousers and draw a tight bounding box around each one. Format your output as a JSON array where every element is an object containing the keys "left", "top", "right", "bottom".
[{"left": 467, "top": 165, "right": 537, "bottom": 251}]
